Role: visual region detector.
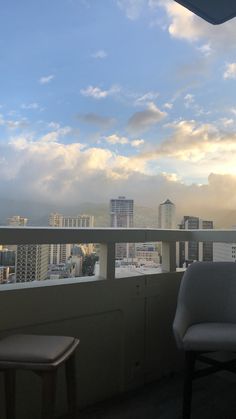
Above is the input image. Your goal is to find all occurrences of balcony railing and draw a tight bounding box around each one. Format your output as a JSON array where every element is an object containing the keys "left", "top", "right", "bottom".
[
  {"left": 1, "top": 226, "right": 236, "bottom": 281},
  {"left": 0, "top": 227, "right": 236, "bottom": 417}
]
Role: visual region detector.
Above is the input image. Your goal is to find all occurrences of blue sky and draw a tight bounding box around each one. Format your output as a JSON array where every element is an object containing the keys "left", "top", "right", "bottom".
[{"left": 1, "top": 0, "right": 236, "bottom": 213}]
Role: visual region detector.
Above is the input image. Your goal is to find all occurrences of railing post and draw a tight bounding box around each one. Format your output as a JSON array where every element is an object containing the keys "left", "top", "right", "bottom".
[
  {"left": 99, "top": 243, "right": 116, "bottom": 280},
  {"left": 162, "top": 241, "right": 176, "bottom": 272}
]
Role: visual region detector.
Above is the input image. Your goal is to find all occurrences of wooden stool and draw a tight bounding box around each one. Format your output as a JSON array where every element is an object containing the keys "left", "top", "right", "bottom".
[{"left": 0, "top": 334, "right": 79, "bottom": 419}]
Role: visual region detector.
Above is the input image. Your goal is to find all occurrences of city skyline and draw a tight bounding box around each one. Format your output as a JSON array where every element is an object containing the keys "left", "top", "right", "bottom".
[{"left": 0, "top": 1, "right": 236, "bottom": 215}]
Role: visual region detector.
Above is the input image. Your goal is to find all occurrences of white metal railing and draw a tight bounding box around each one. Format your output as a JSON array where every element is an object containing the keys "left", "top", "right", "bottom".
[{"left": 1, "top": 227, "right": 236, "bottom": 280}]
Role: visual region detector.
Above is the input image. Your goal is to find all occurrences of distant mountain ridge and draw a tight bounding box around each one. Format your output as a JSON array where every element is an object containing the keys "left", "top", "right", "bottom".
[{"left": 0, "top": 198, "right": 235, "bottom": 229}]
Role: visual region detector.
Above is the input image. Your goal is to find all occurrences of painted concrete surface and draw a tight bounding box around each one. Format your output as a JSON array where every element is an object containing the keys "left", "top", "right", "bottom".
[{"left": 62, "top": 373, "right": 236, "bottom": 419}]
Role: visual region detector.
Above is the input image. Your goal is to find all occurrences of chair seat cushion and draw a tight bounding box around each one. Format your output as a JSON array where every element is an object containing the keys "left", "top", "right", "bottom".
[
  {"left": 0, "top": 334, "right": 76, "bottom": 365},
  {"left": 183, "top": 322, "right": 236, "bottom": 351}
]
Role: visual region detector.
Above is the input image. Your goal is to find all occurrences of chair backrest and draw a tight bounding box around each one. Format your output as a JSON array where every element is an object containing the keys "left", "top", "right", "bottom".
[{"left": 176, "top": 261, "right": 236, "bottom": 325}]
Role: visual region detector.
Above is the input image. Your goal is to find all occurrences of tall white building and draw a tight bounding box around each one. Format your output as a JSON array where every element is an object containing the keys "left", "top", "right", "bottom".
[
  {"left": 110, "top": 197, "right": 134, "bottom": 259},
  {"left": 15, "top": 244, "right": 49, "bottom": 282},
  {"left": 7, "top": 215, "right": 28, "bottom": 226},
  {"left": 158, "top": 199, "right": 176, "bottom": 229},
  {"left": 49, "top": 213, "right": 94, "bottom": 264}
]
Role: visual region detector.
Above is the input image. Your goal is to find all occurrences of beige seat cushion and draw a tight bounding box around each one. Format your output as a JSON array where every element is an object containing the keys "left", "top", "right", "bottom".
[
  {"left": 183, "top": 323, "right": 236, "bottom": 352},
  {"left": 0, "top": 334, "right": 76, "bottom": 364}
]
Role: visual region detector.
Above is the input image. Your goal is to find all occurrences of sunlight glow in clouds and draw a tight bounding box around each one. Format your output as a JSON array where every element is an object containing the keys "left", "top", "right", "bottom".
[{"left": 2, "top": 0, "right": 236, "bottom": 218}]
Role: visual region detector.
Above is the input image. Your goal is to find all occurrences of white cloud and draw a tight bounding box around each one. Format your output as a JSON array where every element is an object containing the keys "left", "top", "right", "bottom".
[
  {"left": 197, "top": 43, "right": 212, "bottom": 56},
  {"left": 163, "top": 102, "right": 173, "bottom": 109},
  {"left": 223, "top": 63, "right": 236, "bottom": 80},
  {"left": 127, "top": 102, "right": 167, "bottom": 134},
  {"left": 48, "top": 121, "right": 61, "bottom": 130},
  {"left": 21, "top": 103, "right": 39, "bottom": 110},
  {"left": 117, "top": 0, "right": 145, "bottom": 20},
  {"left": 39, "top": 74, "right": 55, "bottom": 85},
  {"left": 220, "top": 118, "right": 234, "bottom": 127},
  {"left": 104, "top": 134, "right": 145, "bottom": 147},
  {"left": 139, "top": 120, "right": 236, "bottom": 178},
  {"left": 134, "top": 91, "right": 159, "bottom": 105},
  {"left": 80, "top": 85, "right": 120, "bottom": 99},
  {"left": 131, "top": 139, "right": 145, "bottom": 147},
  {"left": 40, "top": 126, "right": 71, "bottom": 143},
  {"left": 105, "top": 134, "right": 129, "bottom": 145},
  {"left": 2, "top": 124, "right": 236, "bottom": 222},
  {"left": 184, "top": 93, "right": 195, "bottom": 108},
  {"left": 91, "top": 49, "right": 107, "bottom": 59},
  {"left": 160, "top": 0, "right": 236, "bottom": 49}
]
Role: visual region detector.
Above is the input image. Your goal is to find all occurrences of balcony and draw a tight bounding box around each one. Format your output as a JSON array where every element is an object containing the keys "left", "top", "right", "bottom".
[{"left": 0, "top": 227, "right": 236, "bottom": 418}]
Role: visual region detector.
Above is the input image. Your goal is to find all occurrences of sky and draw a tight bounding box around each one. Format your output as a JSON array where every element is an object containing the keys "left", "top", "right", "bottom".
[{"left": 1, "top": 0, "right": 236, "bottom": 216}]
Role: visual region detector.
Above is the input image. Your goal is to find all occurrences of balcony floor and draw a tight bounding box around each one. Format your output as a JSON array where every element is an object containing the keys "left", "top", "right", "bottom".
[{"left": 62, "top": 372, "right": 236, "bottom": 419}]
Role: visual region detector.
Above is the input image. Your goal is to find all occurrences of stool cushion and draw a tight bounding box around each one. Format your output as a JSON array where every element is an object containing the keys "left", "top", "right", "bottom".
[{"left": 0, "top": 334, "right": 76, "bottom": 364}]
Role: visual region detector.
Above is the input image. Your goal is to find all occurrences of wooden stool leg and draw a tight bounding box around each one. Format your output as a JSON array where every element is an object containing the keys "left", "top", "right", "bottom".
[
  {"left": 66, "top": 353, "right": 77, "bottom": 418},
  {"left": 4, "top": 369, "right": 16, "bottom": 419},
  {"left": 183, "top": 351, "right": 196, "bottom": 419},
  {"left": 41, "top": 370, "right": 57, "bottom": 419}
]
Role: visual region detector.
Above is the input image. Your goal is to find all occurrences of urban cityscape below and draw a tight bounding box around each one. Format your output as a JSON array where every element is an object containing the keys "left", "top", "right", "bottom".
[{"left": 0, "top": 197, "right": 235, "bottom": 285}]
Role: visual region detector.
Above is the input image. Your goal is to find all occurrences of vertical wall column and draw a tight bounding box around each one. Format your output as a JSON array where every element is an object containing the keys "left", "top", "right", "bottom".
[
  {"left": 162, "top": 241, "right": 176, "bottom": 272},
  {"left": 99, "top": 243, "right": 116, "bottom": 280}
]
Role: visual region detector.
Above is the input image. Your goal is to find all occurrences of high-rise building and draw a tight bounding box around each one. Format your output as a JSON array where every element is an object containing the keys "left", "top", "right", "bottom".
[
  {"left": 213, "top": 242, "right": 236, "bottom": 262},
  {"left": 7, "top": 216, "right": 28, "bottom": 252},
  {"left": 158, "top": 199, "right": 176, "bottom": 229},
  {"left": 15, "top": 244, "right": 49, "bottom": 282},
  {"left": 110, "top": 197, "right": 134, "bottom": 259},
  {"left": 178, "top": 216, "right": 213, "bottom": 267},
  {"left": 49, "top": 213, "right": 94, "bottom": 264},
  {"left": 7, "top": 215, "right": 28, "bottom": 226},
  {"left": 0, "top": 249, "right": 15, "bottom": 266}
]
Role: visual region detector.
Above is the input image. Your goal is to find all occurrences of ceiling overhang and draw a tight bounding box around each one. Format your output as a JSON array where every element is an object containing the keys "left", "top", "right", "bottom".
[{"left": 174, "top": 0, "right": 236, "bottom": 24}]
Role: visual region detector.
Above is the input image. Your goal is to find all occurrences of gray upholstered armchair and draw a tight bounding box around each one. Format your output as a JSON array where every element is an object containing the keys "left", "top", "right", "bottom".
[{"left": 173, "top": 261, "right": 236, "bottom": 419}]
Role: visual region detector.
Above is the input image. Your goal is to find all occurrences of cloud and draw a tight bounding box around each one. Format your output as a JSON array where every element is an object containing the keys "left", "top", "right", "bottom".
[
  {"left": 1, "top": 125, "right": 236, "bottom": 224},
  {"left": 184, "top": 93, "right": 195, "bottom": 108},
  {"left": 160, "top": 0, "right": 236, "bottom": 50},
  {"left": 219, "top": 118, "right": 234, "bottom": 127},
  {"left": 0, "top": 114, "right": 28, "bottom": 130},
  {"left": 104, "top": 134, "right": 145, "bottom": 147},
  {"left": 77, "top": 113, "right": 116, "bottom": 129},
  {"left": 163, "top": 102, "right": 173, "bottom": 109},
  {"left": 131, "top": 139, "right": 145, "bottom": 147},
  {"left": 105, "top": 134, "right": 129, "bottom": 145},
  {"left": 39, "top": 74, "right": 55, "bottom": 85},
  {"left": 127, "top": 102, "right": 167, "bottom": 134},
  {"left": 223, "top": 63, "right": 236, "bottom": 80},
  {"left": 2, "top": 132, "right": 236, "bottom": 224},
  {"left": 21, "top": 103, "right": 39, "bottom": 110},
  {"left": 197, "top": 43, "right": 212, "bottom": 56},
  {"left": 134, "top": 91, "right": 159, "bottom": 105},
  {"left": 40, "top": 126, "right": 71, "bottom": 143},
  {"left": 117, "top": 0, "right": 145, "bottom": 20},
  {"left": 138, "top": 120, "right": 236, "bottom": 182},
  {"left": 91, "top": 49, "right": 107, "bottom": 59},
  {"left": 80, "top": 85, "right": 120, "bottom": 99}
]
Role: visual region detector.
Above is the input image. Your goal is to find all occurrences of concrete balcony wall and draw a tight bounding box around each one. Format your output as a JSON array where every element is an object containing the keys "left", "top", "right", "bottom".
[
  {"left": 0, "top": 227, "right": 235, "bottom": 418},
  {"left": 0, "top": 272, "right": 183, "bottom": 418}
]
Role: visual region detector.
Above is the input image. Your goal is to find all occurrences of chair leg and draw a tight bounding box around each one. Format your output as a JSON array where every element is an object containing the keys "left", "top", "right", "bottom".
[
  {"left": 65, "top": 353, "right": 77, "bottom": 418},
  {"left": 183, "top": 351, "right": 196, "bottom": 419},
  {"left": 4, "top": 369, "right": 16, "bottom": 419},
  {"left": 41, "top": 370, "right": 57, "bottom": 419}
]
